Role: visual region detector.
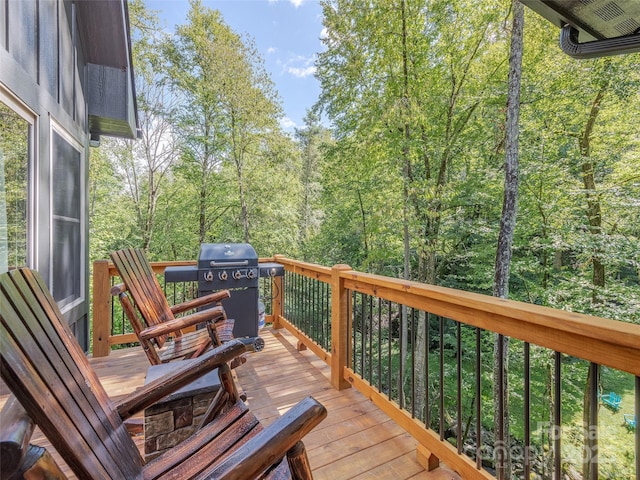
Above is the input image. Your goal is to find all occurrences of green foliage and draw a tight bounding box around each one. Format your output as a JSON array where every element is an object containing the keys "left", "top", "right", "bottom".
[
  {"left": 87, "top": 2, "right": 640, "bottom": 474},
  {"left": 90, "top": 0, "right": 639, "bottom": 321},
  {"left": 87, "top": 0, "right": 640, "bottom": 316}
]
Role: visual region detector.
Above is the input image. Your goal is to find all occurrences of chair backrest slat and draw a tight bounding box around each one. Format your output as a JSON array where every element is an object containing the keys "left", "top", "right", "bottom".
[
  {"left": 111, "top": 249, "right": 175, "bottom": 344},
  {"left": 123, "top": 248, "right": 171, "bottom": 323},
  {"left": 0, "top": 269, "right": 144, "bottom": 480}
]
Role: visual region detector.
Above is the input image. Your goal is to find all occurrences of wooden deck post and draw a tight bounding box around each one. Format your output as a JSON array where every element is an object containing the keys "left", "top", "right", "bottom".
[
  {"left": 272, "top": 273, "right": 284, "bottom": 330},
  {"left": 331, "top": 264, "right": 352, "bottom": 391},
  {"left": 416, "top": 444, "right": 440, "bottom": 471},
  {"left": 92, "top": 260, "right": 112, "bottom": 357}
]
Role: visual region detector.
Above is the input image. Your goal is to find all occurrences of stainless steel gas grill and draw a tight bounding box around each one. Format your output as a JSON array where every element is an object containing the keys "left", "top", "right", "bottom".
[
  {"left": 197, "top": 243, "right": 263, "bottom": 350},
  {"left": 165, "top": 243, "right": 265, "bottom": 351}
]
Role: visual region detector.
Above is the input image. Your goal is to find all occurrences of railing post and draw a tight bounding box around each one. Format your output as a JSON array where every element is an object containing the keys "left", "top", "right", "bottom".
[
  {"left": 272, "top": 274, "right": 284, "bottom": 329},
  {"left": 92, "top": 260, "right": 111, "bottom": 357},
  {"left": 331, "top": 264, "right": 352, "bottom": 391},
  {"left": 272, "top": 255, "right": 286, "bottom": 329}
]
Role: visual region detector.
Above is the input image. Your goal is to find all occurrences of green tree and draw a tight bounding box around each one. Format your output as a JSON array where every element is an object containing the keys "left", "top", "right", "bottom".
[
  {"left": 168, "top": 0, "right": 285, "bottom": 245},
  {"left": 492, "top": 2, "right": 524, "bottom": 478},
  {"left": 295, "top": 111, "right": 332, "bottom": 261},
  {"left": 105, "top": 0, "right": 178, "bottom": 251}
]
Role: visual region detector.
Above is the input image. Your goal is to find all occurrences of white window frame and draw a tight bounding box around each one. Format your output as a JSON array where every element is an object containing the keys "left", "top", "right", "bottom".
[
  {"left": 0, "top": 83, "right": 37, "bottom": 271},
  {"left": 49, "top": 118, "right": 84, "bottom": 312}
]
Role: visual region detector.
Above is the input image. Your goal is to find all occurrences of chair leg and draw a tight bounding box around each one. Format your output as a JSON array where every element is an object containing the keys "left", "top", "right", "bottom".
[
  {"left": 198, "top": 389, "right": 229, "bottom": 429},
  {"left": 218, "top": 363, "right": 240, "bottom": 403},
  {"left": 286, "top": 441, "right": 313, "bottom": 480}
]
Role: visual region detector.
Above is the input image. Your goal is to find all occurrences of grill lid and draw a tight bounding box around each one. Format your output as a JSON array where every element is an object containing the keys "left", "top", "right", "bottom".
[{"left": 198, "top": 243, "right": 258, "bottom": 268}]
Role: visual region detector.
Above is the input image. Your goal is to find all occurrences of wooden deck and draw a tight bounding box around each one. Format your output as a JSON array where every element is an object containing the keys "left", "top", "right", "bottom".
[{"left": 1, "top": 327, "right": 461, "bottom": 479}]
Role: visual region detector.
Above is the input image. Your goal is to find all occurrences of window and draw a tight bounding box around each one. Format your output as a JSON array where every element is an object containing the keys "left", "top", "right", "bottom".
[
  {"left": 51, "top": 124, "right": 83, "bottom": 309},
  {"left": 0, "top": 92, "right": 33, "bottom": 273}
]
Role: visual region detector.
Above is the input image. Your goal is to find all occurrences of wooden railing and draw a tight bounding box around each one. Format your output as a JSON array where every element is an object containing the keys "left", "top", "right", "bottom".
[
  {"left": 92, "top": 258, "right": 281, "bottom": 357},
  {"left": 91, "top": 255, "right": 640, "bottom": 479}
]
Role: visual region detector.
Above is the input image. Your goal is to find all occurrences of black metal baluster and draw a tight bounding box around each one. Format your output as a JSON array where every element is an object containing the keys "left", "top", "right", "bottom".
[
  {"left": 368, "top": 295, "right": 373, "bottom": 384},
  {"left": 293, "top": 273, "right": 298, "bottom": 326},
  {"left": 635, "top": 375, "right": 639, "bottom": 480},
  {"left": 317, "top": 279, "right": 321, "bottom": 342},
  {"left": 457, "top": 321, "right": 462, "bottom": 455},
  {"left": 524, "top": 342, "right": 530, "bottom": 479},
  {"left": 476, "top": 328, "right": 482, "bottom": 470},
  {"left": 323, "top": 281, "right": 328, "bottom": 349},
  {"left": 554, "top": 351, "right": 562, "bottom": 480},
  {"left": 388, "top": 300, "right": 392, "bottom": 401},
  {"left": 305, "top": 276, "right": 311, "bottom": 335},
  {"left": 110, "top": 276, "right": 116, "bottom": 336},
  {"left": 326, "top": 281, "right": 331, "bottom": 351},
  {"left": 299, "top": 274, "right": 304, "bottom": 330},
  {"left": 377, "top": 297, "right": 382, "bottom": 393},
  {"left": 439, "top": 316, "right": 444, "bottom": 441},
  {"left": 352, "top": 292, "right": 356, "bottom": 372},
  {"left": 425, "top": 312, "right": 430, "bottom": 428},
  {"left": 311, "top": 278, "right": 316, "bottom": 342},
  {"left": 497, "top": 334, "right": 504, "bottom": 480},
  {"left": 297, "top": 273, "right": 301, "bottom": 326},
  {"left": 411, "top": 308, "right": 416, "bottom": 418},
  {"left": 360, "top": 294, "right": 365, "bottom": 378},
  {"left": 588, "top": 362, "right": 598, "bottom": 480},
  {"left": 399, "top": 305, "right": 404, "bottom": 410}
]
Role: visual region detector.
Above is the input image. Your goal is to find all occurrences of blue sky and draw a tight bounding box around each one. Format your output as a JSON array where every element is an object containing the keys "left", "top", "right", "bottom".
[{"left": 145, "top": 0, "right": 324, "bottom": 132}]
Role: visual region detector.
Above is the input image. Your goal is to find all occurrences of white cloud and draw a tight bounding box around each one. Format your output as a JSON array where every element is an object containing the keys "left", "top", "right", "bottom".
[
  {"left": 280, "top": 117, "right": 297, "bottom": 130},
  {"left": 283, "top": 54, "right": 316, "bottom": 78},
  {"left": 290, "top": 0, "right": 304, "bottom": 7},
  {"left": 288, "top": 65, "right": 316, "bottom": 78},
  {"left": 267, "top": 46, "right": 277, "bottom": 55}
]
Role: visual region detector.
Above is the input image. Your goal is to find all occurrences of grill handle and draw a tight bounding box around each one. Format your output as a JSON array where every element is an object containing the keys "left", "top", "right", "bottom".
[{"left": 209, "top": 260, "right": 249, "bottom": 267}]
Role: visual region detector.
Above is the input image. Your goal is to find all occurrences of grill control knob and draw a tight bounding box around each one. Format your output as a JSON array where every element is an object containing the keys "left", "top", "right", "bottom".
[
  {"left": 247, "top": 269, "right": 256, "bottom": 279},
  {"left": 233, "top": 270, "right": 243, "bottom": 280},
  {"left": 219, "top": 271, "right": 228, "bottom": 281},
  {"left": 204, "top": 271, "right": 214, "bottom": 282}
]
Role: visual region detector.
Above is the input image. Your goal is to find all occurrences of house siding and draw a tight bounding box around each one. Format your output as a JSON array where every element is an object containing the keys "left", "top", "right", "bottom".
[{"left": 1, "top": 0, "right": 90, "bottom": 350}]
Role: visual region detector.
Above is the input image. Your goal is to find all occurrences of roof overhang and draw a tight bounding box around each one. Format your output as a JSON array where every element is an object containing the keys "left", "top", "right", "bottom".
[
  {"left": 75, "top": 0, "right": 140, "bottom": 139},
  {"left": 522, "top": 0, "right": 640, "bottom": 58}
]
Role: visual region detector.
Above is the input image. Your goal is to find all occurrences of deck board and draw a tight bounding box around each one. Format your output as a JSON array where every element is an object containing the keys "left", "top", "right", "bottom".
[{"left": 0, "top": 327, "right": 461, "bottom": 479}]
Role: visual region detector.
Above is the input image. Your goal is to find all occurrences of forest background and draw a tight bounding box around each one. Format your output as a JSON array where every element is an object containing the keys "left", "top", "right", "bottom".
[
  {"left": 90, "top": 0, "right": 639, "bottom": 325},
  {"left": 87, "top": 1, "right": 640, "bottom": 476}
]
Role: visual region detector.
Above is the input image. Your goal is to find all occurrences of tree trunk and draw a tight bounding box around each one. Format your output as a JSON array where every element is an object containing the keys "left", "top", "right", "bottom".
[
  {"left": 400, "top": 0, "right": 412, "bottom": 410},
  {"left": 493, "top": 2, "right": 523, "bottom": 478},
  {"left": 579, "top": 85, "right": 607, "bottom": 480},
  {"left": 579, "top": 86, "right": 607, "bottom": 304}
]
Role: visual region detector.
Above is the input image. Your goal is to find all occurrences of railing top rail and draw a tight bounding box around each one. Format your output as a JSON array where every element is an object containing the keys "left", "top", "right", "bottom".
[
  {"left": 274, "top": 256, "right": 333, "bottom": 283},
  {"left": 339, "top": 269, "right": 640, "bottom": 376},
  {"left": 94, "top": 259, "right": 198, "bottom": 277}
]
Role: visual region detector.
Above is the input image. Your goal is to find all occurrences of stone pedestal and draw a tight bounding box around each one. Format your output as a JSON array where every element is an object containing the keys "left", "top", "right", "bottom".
[{"left": 143, "top": 363, "right": 221, "bottom": 461}]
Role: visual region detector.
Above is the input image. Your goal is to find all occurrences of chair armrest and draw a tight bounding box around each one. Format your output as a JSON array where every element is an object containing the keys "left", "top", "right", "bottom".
[
  {"left": 0, "top": 396, "right": 36, "bottom": 477},
  {"left": 207, "top": 396, "right": 327, "bottom": 480},
  {"left": 110, "top": 283, "right": 126, "bottom": 296},
  {"left": 138, "top": 306, "right": 227, "bottom": 341},
  {"left": 170, "top": 290, "right": 231, "bottom": 316},
  {"left": 115, "top": 339, "right": 246, "bottom": 420}
]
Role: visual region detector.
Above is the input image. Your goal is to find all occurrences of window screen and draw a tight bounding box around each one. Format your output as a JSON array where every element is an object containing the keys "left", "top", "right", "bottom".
[{"left": 51, "top": 129, "right": 82, "bottom": 307}]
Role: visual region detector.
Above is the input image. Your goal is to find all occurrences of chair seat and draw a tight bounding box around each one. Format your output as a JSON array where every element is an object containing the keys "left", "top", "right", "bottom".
[{"left": 157, "top": 319, "right": 235, "bottom": 363}]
